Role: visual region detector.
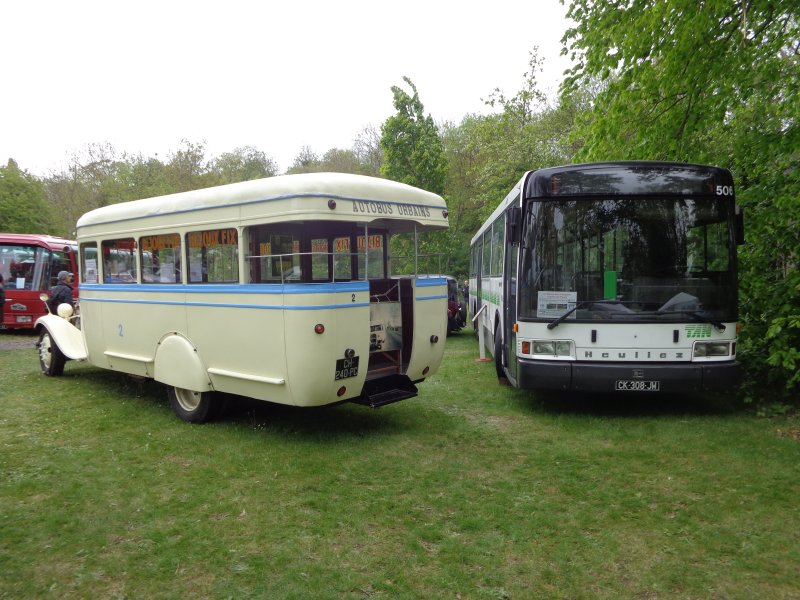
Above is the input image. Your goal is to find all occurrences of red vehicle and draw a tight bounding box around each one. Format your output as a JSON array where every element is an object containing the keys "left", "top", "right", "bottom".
[{"left": 0, "top": 233, "right": 78, "bottom": 330}]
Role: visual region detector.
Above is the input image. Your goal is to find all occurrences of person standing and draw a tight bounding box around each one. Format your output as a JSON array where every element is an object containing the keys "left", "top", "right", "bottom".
[
  {"left": 0, "top": 274, "right": 6, "bottom": 325},
  {"left": 48, "top": 271, "right": 75, "bottom": 313}
]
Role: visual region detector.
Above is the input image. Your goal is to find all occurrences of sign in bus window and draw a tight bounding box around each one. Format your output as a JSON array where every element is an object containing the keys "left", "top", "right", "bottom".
[
  {"left": 333, "top": 236, "right": 352, "bottom": 280},
  {"left": 311, "top": 238, "right": 329, "bottom": 280},
  {"left": 187, "top": 228, "right": 238, "bottom": 283},
  {"left": 102, "top": 239, "right": 136, "bottom": 283},
  {"left": 357, "top": 234, "right": 385, "bottom": 279},
  {"left": 81, "top": 243, "right": 98, "bottom": 284},
  {"left": 140, "top": 234, "right": 181, "bottom": 284}
]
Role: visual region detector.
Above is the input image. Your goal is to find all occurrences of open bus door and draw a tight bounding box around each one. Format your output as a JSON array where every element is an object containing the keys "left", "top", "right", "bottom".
[{"left": 502, "top": 206, "right": 521, "bottom": 383}]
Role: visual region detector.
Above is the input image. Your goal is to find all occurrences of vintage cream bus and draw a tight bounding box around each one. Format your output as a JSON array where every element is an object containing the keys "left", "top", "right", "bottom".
[{"left": 35, "top": 173, "right": 450, "bottom": 422}]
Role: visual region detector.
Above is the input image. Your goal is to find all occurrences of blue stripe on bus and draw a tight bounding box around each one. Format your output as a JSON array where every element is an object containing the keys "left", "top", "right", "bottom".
[
  {"left": 416, "top": 294, "right": 448, "bottom": 301},
  {"left": 79, "top": 282, "right": 370, "bottom": 294},
  {"left": 81, "top": 193, "right": 445, "bottom": 227},
  {"left": 80, "top": 297, "right": 370, "bottom": 310},
  {"left": 415, "top": 278, "right": 446, "bottom": 287}
]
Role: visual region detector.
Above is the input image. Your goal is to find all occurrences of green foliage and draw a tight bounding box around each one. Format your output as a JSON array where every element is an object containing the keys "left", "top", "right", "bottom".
[
  {"left": 562, "top": 0, "right": 800, "bottom": 403},
  {"left": 286, "top": 146, "right": 374, "bottom": 176},
  {"left": 0, "top": 159, "right": 54, "bottom": 233},
  {"left": 439, "top": 49, "right": 583, "bottom": 278},
  {"left": 380, "top": 76, "right": 447, "bottom": 195},
  {"left": 212, "top": 146, "right": 278, "bottom": 184}
]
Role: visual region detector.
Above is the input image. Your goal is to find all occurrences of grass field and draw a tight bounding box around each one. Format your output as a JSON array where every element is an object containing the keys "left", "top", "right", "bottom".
[{"left": 1, "top": 331, "right": 799, "bottom": 599}]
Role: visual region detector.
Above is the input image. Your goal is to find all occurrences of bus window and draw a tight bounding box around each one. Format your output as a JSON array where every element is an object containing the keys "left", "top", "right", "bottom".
[
  {"left": 357, "top": 233, "right": 386, "bottom": 279},
  {"left": 248, "top": 225, "right": 301, "bottom": 283},
  {"left": 311, "top": 238, "right": 329, "bottom": 281},
  {"left": 187, "top": 228, "right": 238, "bottom": 284},
  {"left": 481, "top": 230, "right": 492, "bottom": 277},
  {"left": 102, "top": 239, "right": 136, "bottom": 283},
  {"left": 140, "top": 234, "right": 181, "bottom": 284},
  {"left": 490, "top": 214, "right": 505, "bottom": 276},
  {"left": 333, "top": 236, "right": 353, "bottom": 280},
  {"left": 81, "top": 243, "right": 99, "bottom": 283}
]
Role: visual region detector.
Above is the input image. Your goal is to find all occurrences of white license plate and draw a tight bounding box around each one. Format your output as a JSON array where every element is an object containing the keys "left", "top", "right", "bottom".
[
  {"left": 16, "top": 316, "right": 33, "bottom": 323},
  {"left": 615, "top": 380, "right": 660, "bottom": 391}
]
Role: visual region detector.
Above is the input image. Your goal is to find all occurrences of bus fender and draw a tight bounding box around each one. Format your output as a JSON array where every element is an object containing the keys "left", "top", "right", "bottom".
[
  {"left": 34, "top": 314, "right": 87, "bottom": 360},
  {"left": 153, "top": 334, "right": 212, "bottom": 392}
]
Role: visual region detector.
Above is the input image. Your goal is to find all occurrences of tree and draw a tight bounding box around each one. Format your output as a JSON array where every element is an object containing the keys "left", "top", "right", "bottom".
[
  {"left": 0, "top": 160, "right": 54, "bottom": 233},
  {"left": 211, "top": 146, "right": 278, "bottom": 184},
  {"left": 164, "top": 139, "right": 214, "bottom": 192},
  {"left": 561, "top": 0, "right": 800, "bottom": 401},
  {"left": 353, "top": 124, "right": 383, "bottom": 176},
  {"left": 380, "top": 77, "right": 447, "bottom": 195}
]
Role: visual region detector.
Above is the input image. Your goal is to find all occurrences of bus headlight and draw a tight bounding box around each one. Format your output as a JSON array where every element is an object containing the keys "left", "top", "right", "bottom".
[
  {"left": 693, "top": 342, "right": 732, "bottom": 358},
  {"left": 521, "top": 339, "right": 574, "bottom": 359}
]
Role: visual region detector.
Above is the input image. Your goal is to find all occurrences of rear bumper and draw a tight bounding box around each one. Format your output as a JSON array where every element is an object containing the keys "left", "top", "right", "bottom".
[{"left": 517, "top": 359, "right": 741, "bottom": 393}]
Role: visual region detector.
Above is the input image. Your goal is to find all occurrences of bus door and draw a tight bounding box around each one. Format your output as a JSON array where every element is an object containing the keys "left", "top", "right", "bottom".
[
  {"left": 503, "top": 206, "right": 521, "bottom": 383},
  {"left": 474, "top": 238, "right": 484, "bottom": 320}
]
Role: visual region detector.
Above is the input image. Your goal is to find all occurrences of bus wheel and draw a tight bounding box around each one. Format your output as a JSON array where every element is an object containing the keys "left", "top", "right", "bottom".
[
  {"left": 494, "top": 327, "right": 505, "bottom": 379},
  {"left": 168, "top": 386, "right": 223, "bottom": 423},
  {"left": 38, "top": 330, "right": 66, "bottom": 377}
]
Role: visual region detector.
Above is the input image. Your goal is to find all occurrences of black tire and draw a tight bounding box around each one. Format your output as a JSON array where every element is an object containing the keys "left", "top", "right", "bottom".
[
  {"left": 168, "top": 386, "right": 225, "bottom": 423},
  {"left": 494, "top": 325, "right": 505, "bottom": 379},
  {"left": 38, "top": 329, "right": 66, "bottom": 376}
]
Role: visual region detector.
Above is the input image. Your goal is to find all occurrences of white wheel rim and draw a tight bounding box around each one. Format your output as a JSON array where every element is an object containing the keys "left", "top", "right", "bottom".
[
  {"left": 174, "top": 388, "right": 202, "bottom": 412},
  {"left": 39, "top": 334, "right": 52, "bottom": 369}
]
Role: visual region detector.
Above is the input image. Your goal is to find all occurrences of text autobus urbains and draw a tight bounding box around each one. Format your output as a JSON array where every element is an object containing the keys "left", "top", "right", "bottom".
[
  {"left": 469, "top": 161, "right": 744, "bottom": 394},
  {"left": 35, "top": 173, "right": 450, "bottom": 422}
]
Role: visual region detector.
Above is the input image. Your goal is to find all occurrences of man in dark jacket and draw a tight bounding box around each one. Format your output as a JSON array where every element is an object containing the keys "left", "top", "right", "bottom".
[
  {"left": 48, "top": 271, "right": 74, "bottom": 313},
  {"left": 0, "top": 274, "right": 6, "bottom": 325}
]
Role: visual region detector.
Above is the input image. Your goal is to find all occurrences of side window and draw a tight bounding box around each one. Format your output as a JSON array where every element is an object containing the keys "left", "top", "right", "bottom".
[
  {"left": 80, "top": 243, "right": 98, "bottom": 284},
  {"left": 481, "top": 231, "right": 492, "bottom": 277},
  {"left": 101, "top": 239, "right": 136, "bottom": 283},
  {"left": 140, "top": 234, "right": 181, "bottom": 284},
  {"left": 491, "top": 214, "right": 505, "bottom": 276},
  {"left": 248, "top": 226, "right": 301, "bottom": 283},
  {"left": 186, "top": 228, "right": 239, "bottom": 283}
]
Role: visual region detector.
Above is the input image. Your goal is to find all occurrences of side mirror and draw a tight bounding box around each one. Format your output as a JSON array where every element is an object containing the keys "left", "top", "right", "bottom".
[
  {"left": 39, "top": 293, "right": 52, "bottom": 315},
  {"left": 507, "top": 206, "right": 522, "bottom": 246},
  {"left": 735, "top": 205, "right": 745, "bottom": 245}
]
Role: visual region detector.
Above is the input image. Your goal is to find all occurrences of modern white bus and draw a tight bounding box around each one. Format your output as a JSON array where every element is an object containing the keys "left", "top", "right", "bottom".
[
  {"left": 469, "top": 162, "right": 744, "bottom": 394},
  {"left": 35, "top": 173, "right": 450, "bottom": 422}
]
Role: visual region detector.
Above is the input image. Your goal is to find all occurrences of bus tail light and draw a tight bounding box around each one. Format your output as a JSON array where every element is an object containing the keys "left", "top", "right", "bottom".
[
  {"left": 337, "top": 386, "right": 347, "bottom": 397},
  {"left": 314, "top": 324, "right": 325, "bottom": 334}
]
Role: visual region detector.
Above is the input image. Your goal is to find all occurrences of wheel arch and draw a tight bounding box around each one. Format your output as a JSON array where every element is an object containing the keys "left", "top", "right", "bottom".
[{"left": 153, "top": 333, "right": 212, "bottom": 392}]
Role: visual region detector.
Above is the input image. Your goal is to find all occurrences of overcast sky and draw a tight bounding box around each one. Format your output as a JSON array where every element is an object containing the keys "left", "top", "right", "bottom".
[{"left": 1, "top": 0, "right": 573, "bottom": 176}]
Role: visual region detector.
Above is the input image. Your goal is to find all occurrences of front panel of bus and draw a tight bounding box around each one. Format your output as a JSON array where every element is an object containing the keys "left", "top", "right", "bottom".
[
  {"left": 513, "top": 163, "right": 741, "bottom": 393},
  {"left": 0, "top": 238, "right": 77, "bottom": 329}
]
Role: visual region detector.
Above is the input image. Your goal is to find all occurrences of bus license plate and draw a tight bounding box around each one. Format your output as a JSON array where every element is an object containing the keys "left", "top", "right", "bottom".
[
  {"left": 335, "top": 356, "right": 359, "bottom": 380},
  {"left": 615, "top": 380, "right": 660, "bottom": 392}
]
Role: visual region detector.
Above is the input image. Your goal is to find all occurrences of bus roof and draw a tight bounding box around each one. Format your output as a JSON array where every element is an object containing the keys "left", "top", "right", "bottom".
[
  {"left": 524, "top": 161, "right": 734, "bottom": 199},
  {"left": 470, "top": 161, "right": 734, "bottom": 245},
  {"left": 0, "top": 233, "right": 77, "bottom": 248},
  {"left": 76, "top": 172, "right": 448, "bottom": 236}
]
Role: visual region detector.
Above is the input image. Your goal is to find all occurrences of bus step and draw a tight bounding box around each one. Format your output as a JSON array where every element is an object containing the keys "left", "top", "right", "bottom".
[{"left": 352, "top": 375, "right": 418, "bottom": 408}]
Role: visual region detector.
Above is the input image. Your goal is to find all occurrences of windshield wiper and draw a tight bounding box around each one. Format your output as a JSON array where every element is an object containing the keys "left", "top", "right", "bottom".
[
  {"left": 547, "top": 299, "right": 621, "bottom": 330},
  {"left": 654, "top": 309, "right": 726, "bottom": 331}
]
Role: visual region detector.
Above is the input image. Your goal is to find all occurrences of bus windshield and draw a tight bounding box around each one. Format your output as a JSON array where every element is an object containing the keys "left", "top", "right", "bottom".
[
  {"left": 0, "top": 244, "right": 71, "bottom": 291},
  {"left": 519, "top": 196, "right": 738, "bottom": 322}
]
